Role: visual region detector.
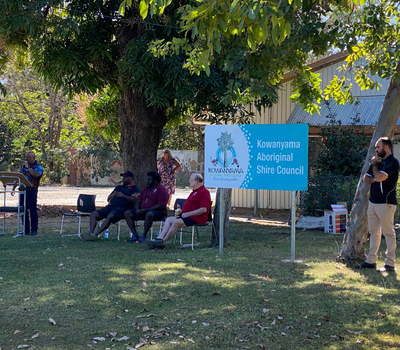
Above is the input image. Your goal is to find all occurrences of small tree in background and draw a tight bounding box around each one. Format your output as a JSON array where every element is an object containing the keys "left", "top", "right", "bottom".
[
  {"left": 301, "top": 101, "right": 369, "bottom": 215},
  {"left": 314, "top": 102, "right": 369, "bottom": 176}
]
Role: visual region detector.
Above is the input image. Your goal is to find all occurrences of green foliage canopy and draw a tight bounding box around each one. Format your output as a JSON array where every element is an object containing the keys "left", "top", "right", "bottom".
[{"left": 122, "top": 0, "right": 400, "bottom": 114}]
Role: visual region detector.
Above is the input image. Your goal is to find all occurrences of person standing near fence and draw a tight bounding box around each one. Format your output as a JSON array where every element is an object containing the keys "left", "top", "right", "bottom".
[
  {"left": 357, "top": 137, "right": 399, "bottom": 272},
  {"left": 158, "top": 149, "right": 180, "bottom": 209}
]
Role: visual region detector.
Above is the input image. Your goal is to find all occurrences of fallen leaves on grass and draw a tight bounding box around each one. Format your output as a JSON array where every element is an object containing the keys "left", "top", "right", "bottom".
[
  {"left": 135, "top": 338, "right": 148, "bottom": 348},
  {"left": 377, "top": 312, "right": 386, "bottom": 317},
  {"left": 14, "top": 330, "right": 21, "bottom": 334},
  {"left": 135, "top": 314, "right": 156, "bottom": 318},
  {"left": 116, "top": 336, "right": 129, "bottom": 341},
  {"left": 31, "top": 333, "right": 39, "bottom": 339},
  {"left": 345, "top": 330, "right": 363, "bottom": 335},
  {"left": 17, "top": 345, "right": 30, "bottom": 349},
  {"left": 93, "top": 337, "right": 105, "bottom": 342},
  {"left": 48, "top": 318, "right": 56, "bottom": 325}
]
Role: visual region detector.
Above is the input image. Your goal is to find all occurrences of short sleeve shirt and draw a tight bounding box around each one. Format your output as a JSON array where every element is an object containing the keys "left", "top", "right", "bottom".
[
  {"left": 139, "top": 183, "right": 169, "bottom": 215},
  {"left": 109, "top": 183, "right": 141, "bottom": 210},
  {"left": 19, "top": 161, "right": 44, "bottom": 189},
  {"left": 182, "top": 185, "right": 211, "bottom": 224},
  {"left": 366, "top": 154, "right": 399, "bottom": 205}
]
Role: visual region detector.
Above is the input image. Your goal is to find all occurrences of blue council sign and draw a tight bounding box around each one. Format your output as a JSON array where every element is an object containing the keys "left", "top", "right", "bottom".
[{"left": 205, "top": 124, "right": 308, "bottom": 191}]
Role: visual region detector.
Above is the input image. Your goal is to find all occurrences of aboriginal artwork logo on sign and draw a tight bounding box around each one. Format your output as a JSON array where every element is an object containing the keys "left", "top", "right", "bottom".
[
  {"left": 205, "top": 124, "right": 308, "bottom": 191},
  {"left": 206, "top": 126, "right": 250, "bottom": 188}
]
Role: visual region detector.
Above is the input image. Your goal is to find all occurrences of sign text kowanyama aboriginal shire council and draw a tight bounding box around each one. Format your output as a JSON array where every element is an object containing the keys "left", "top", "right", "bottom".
[{"left": 257, "top": 140, "right": 301, "bottom": 149}]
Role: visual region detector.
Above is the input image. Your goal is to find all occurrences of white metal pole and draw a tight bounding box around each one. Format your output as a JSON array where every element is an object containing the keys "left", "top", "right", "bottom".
[
  {"left": 219, "top": 188, "right": 224, "bottom": 254},
  {"left": 291, "top": 190, "right": 296, "bottom": 261}
]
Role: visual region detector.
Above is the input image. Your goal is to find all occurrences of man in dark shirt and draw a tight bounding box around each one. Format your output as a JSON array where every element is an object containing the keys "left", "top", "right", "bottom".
[
  {"left": 124, "top": 171, "right": 168, "bottom": 243},
  {"left": 358, "top": 137, "right": 399, "bottom": 272},
  {"left": 81, "top": 171, "right": 140, "bottom": 241}
]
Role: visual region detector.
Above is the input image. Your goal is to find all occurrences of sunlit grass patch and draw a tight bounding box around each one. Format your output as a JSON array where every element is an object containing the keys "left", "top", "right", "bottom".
[{"left": 0, "top": 220, "right": 399, "bottom": 349}]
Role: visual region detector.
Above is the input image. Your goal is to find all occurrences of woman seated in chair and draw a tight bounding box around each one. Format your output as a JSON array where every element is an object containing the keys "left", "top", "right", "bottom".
[{"left": 146, "top": 173, "right": 211, "bottom": 249}]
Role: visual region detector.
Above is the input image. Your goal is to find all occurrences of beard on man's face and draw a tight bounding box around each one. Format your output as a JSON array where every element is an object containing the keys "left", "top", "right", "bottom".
[{"left": 377, "top": 148, "right": 386, "bottom": 159}]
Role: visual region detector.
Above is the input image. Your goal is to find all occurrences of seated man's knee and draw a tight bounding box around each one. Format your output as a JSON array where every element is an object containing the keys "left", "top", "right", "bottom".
[
  {"left": 124, "top": 210, "right": 133, "bottom": 219},
  {"left": 165, "top": 217, "right": 175, "bottom": 225},
  {"left": 145, "top": 211, "right": 155, "bottom": 220},
  {"left": 172, "top": 220, "right": 184, "bottom": 230},
  {"left": 107, "top": 213, "right": 116, "bottom": 221},
  {"left": 91, "top": 211, "right": 100, "bottom": 220}
]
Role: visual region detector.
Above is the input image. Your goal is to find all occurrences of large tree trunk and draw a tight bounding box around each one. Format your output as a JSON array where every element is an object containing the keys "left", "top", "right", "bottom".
[
  {"left": 339, "top": 65, "right": 400, "bottom": 260},
  {"left": 211, "top": 188, "right": 232, "bottom": 247},
  {"left": 119, "top": 88, "right": 167, "bottom": 189}
]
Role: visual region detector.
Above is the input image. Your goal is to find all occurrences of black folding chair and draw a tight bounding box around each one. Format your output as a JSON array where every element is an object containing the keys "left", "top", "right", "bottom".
[{"left": 60, "top": 194, "right": 96, "bottom": 237}]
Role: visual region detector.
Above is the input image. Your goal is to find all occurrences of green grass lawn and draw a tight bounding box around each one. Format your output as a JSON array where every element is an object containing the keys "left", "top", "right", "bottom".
[{"left": 1, "top": 218, "right": 399, "bottom": 350}]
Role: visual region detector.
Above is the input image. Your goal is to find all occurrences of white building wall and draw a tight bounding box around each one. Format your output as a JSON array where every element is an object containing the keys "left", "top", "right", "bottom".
[{"left": 231, "top": 58, "right": 391, "bottom": 209}]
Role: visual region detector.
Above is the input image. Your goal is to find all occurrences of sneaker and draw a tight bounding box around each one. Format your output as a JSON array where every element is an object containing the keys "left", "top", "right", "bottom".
[
  {"left": 355, "top": 262, "right": 376, "bottom": 269},
  {"left": 124, "top": 234, "right": 139, "bottom": 243},
  {"left": 136, "top": 234, "right": 146, "bottom": 243},
  {"left": 30, "top": 231, "right": 37, "bottom": 236},
  {"left": 145, "top": 239, "right": 156, "bottom": 249},
  {"left": 378, "top": 265, "right": 395, "bottom": 272},
  {"left": 81, "top": 232, "right": 98, "bottom": 241},
  {"left": 145, "top": 238, "right": 164, "bottom": 249}
]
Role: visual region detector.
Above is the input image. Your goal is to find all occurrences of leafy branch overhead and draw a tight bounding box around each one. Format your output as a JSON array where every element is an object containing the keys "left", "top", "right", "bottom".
[{"left": 122, "top": 0, "right": 400, "bottom": 113}]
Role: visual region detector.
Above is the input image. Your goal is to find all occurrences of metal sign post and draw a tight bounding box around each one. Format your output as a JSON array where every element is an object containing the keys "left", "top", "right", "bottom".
[{"left": 282, "top": 191, "right": 303, "bottom": 263}]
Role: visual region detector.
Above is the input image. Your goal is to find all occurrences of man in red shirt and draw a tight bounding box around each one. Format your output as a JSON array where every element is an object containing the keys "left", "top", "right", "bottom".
[
  {"left": 124, "top": 171, "right": 169, "bottom": 243},
  {"left": 146, "top": 173, "right": 211, "bottom": 249}
]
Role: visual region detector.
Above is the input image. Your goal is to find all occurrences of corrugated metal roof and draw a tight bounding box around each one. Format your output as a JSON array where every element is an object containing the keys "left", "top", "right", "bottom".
[{"left": 286, "top": 96, "right": 400, "bottom": 126}]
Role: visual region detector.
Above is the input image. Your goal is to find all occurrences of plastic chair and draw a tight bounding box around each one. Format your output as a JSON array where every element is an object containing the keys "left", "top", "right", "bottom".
[
  {"left": 136, "top": 218, "right": 165, "bottom": 240},
  {"left": 174, "top": 198, "right": 213, "bottom": 250},
  {"left": 60, "top": 194, "right": 96, "bottom": 237}
]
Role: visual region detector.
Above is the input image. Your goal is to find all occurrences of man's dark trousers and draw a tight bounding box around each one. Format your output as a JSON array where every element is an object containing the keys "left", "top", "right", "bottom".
[{"left": 20, "top": 189, "right": 38, "bottom": 234}]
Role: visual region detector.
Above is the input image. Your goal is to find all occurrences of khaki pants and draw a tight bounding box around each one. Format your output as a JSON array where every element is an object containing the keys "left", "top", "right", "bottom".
[{"left": 367, "top": 202, "right": 397, "bottom": 267}]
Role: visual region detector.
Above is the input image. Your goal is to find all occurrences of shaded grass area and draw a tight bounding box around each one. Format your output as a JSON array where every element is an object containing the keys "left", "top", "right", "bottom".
[{"left": 0, "top": 219, "right": 400, "bottom": 350}]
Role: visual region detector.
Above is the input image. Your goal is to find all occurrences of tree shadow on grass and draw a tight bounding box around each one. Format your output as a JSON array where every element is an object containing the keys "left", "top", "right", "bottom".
[{"left": 1, "top": 223, "right": 400, "bottom": 349}]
